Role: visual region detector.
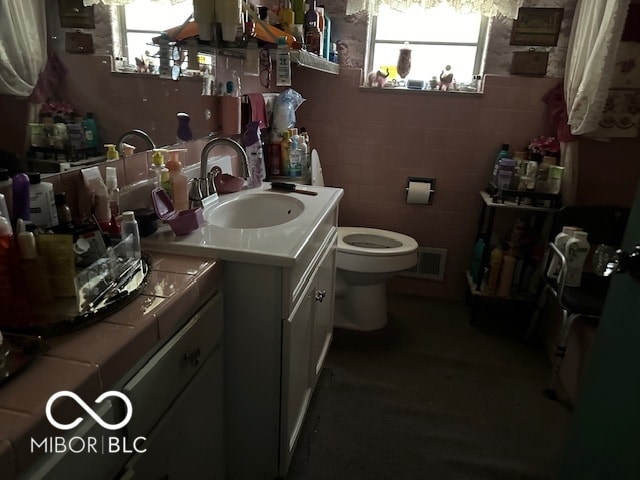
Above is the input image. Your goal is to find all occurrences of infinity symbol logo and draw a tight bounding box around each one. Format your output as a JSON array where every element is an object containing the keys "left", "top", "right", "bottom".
[{"left": 45, "top": 391, "right": 133, "bottom": 431}]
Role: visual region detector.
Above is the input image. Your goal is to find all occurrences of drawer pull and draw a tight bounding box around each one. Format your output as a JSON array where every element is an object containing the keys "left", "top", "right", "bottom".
[
  {"left": 314, "top": 290, "right": 327, "bottom": 302},
  {"left": 184, "top": 347, "right": 202, "bottom": 367}
]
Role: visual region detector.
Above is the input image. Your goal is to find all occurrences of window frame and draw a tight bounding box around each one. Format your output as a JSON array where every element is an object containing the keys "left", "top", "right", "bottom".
[{"left": 366, "top": 8, "right": 489, "bottom": 85}]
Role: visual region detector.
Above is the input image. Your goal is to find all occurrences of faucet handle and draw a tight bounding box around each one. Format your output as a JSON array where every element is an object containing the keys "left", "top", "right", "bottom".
[{"left": 188, "top": 178, "right": 204, "bottom": 209}]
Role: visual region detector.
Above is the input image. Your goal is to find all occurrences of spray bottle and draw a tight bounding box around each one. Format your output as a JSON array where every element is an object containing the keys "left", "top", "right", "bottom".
[{"left": 243, "top": 121, "right": 265, "bottom": 188}]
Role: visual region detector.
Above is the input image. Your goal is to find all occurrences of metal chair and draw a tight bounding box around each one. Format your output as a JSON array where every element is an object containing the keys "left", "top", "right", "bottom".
[{"left": 528, "top": 205, "right": 630, "bottom": 400}]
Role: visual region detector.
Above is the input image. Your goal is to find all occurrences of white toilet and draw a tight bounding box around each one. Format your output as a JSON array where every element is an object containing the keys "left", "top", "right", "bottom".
[{"left": 311, "top": 150, "right": 419, "bottom": 331}]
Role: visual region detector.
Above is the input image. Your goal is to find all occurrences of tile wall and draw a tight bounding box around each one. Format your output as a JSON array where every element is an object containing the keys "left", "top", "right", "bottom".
[{"left": 292, "top": 69, "right": 640, "bottom": 301}]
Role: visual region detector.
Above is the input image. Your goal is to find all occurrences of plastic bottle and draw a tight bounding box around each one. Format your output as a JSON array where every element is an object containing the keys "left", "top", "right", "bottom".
[
  {"left": 289, "top": 134, "right": 302, "bottom": 177},
  {"left": 150, "top": 149, "right": 169, "bottom": 190},
  {"left": 104, "top": 144, "right": 119, "bottom": 161},
  {"left": 244, "top": 121, "right": 266, "bottom": 188},
  {"left": 470, "top": 237, "right": 485, "bottom": 279},
  {"left": 12, "top": 172, "right": 31, "bottom": 223},
  {"left": 28, "top": 172, "right": 58, "bottom": 229},
  {"left": 496, "top": 251, "right": 516, "bottom": 297},
  {"left": 17, "top": 220, "right": 53, "bottom": 302},
  {"left": 279, "top": 0, "right": 295, "bottom": 34},
  {"left": 105, "top": 166, "right": 120, "bottom": 218},
  {"left": 82, "top": 112, "right": 99, "bottom": 149},
  {"left": 491, "top": 143, "right": 510, "bottom": 185},
  {"left": 484, "top": 246, "right": 503, "bottom": 295},
  {"left": 0, "top": 215, "right": 32, "bottom": 326},
  {"left": 166, "top": 151, "right": 189, "bottom": 212},
  {"left": 276, "top": 36, "right": 292, "bottom": 87},
  {"left": 547, "top": 226, "right": 581, "bottom": 279},
  {"left": 120, "top": 211, "right": 141, "bottom": 260},
  {"left": 0, "top": 169, "right": 13, "bottom": 223},
  {"left": 318, "top": 5, "right": 331, "bottom": 60},
  {"left": 304, "top": 0, "right": 321, "bottom": 55},
  {"left": 55, "top": 192, "right": 74, "bottom": 230},
  {"left": 280, "top": 130, "right": 292, "bottom": 176},
  {"left": 564, "top": 231, "right": 590, "bottom": 287}
]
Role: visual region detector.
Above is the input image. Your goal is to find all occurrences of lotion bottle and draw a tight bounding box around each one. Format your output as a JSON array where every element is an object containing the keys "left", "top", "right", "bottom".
[
  {"left": 166, "top": 151, "right": 189, "bottom": 212},
  {"left": 547, "top": 226, "right": 581, "bottom": 279},
  {"left": 28, "top": 172, "right": 58, "bottom": 229}
]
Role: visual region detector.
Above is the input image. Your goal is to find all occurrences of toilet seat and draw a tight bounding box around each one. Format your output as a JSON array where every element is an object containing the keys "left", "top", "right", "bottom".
[{"left": 338, "top": 227, "right": 418, "bottom": 256}]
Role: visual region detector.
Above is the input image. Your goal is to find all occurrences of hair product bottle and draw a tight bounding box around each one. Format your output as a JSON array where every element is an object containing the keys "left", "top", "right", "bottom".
[
  {"left": 564, "top": 231, "right": 590, "bottom": 287},
  {"left": 28, "top": 172, "right": 58, "bottom": 229}
]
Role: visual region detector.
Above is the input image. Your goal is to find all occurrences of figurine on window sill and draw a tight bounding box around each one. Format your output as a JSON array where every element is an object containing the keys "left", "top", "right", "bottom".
[
  {"left": 366, "top": 67, "right": 390, "bottom": 88},
  {"left": 439, "top": 65, "right": 454, "bottom": 91}
]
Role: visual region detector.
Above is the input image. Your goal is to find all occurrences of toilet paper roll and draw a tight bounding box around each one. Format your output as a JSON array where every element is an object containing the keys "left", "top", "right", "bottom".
[{"left": 407, "top": 181, "right": 431, "bottom": 204}]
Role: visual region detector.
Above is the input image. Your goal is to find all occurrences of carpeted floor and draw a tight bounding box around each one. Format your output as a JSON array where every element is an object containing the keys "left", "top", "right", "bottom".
[{"left": 285, "top": 294, "right": 572, "bottom": 480}]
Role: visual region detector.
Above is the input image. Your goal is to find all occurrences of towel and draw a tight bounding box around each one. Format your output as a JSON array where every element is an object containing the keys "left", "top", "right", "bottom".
[{"left": 246, "top": 93, "right": 269, "bottom": 128}]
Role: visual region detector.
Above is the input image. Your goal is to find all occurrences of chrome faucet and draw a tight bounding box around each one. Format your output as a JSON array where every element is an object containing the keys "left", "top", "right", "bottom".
[
  {"left": 116, "top": 129, "right": 156, "bottom": 157},
  {"left": 199, "top": 136, "right": 249, "bottom": 197}
]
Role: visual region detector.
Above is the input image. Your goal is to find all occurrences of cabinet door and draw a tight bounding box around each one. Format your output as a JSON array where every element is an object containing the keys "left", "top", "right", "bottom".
[
  {"left": 281, "top": 281, "right": 314, "bottom": 474},
  {"left": 310, "top": 241, "right": 336, "bottom": 386},
  {"left": 119, "top": 347, "right": 224, "bottom": 479}
]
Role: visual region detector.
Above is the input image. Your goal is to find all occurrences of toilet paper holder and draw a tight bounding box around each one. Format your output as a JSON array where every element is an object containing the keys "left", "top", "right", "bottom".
[{"left": 405, "top": 177, "right": 435, "bottom": 205}]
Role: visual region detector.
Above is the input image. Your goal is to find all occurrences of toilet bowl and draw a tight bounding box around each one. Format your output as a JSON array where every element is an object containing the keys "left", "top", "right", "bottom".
[
  {"left": 310, "top": 149, "right": 419, "bottom": 330},
  {"left": 335, "top": 227, "right": 418, "bottom": 331}
]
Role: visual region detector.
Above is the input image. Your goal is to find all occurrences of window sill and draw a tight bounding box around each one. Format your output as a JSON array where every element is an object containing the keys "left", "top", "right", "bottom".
[
  {"left": 359, "top": 86, "right": 482, "bottom": 97},
  {"left": 110, "top": 70, "right": 204, "bottom": 82}
]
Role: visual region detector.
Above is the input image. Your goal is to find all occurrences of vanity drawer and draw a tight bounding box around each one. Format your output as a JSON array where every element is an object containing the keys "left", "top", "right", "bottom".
[
  {"left": 283, "top": 207, "right": 337, "bottom": 316},
  {"left": 122, "top": 292, "right": 223, "bottom": 439}
]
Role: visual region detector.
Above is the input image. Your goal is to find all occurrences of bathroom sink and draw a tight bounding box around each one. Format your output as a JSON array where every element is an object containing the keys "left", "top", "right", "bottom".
[{"left": 204, "top": 192, "right": 305, "bottom": 229}]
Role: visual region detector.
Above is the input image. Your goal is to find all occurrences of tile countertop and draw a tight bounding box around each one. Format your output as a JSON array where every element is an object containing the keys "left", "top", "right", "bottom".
[{"left": 0, "top": 252, "right": 222, "bottom": 480}]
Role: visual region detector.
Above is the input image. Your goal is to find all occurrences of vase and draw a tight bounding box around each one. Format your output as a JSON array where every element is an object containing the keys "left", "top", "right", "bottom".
[{"left": 396, "top": 47, "right": 412, "bottom": 80}]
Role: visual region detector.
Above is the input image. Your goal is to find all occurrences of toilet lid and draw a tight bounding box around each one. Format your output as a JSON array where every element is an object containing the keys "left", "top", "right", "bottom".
[
  {"left": 311, "top": 149, "right": 324, "bottom": 187},
  {"left": 338, "top": 227, "right": 418, "bottom": 255}
]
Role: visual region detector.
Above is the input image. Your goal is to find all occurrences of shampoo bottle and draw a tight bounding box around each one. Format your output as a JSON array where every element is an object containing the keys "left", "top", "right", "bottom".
[
  {"left": 244, "top": 121, "right": 266, "bottom": 188},
  {"left": 484, "top": 245, "right": 503, "bottom": 295},
  {"left": 28, "top": 172, "right": 58, "bottom": 229}
]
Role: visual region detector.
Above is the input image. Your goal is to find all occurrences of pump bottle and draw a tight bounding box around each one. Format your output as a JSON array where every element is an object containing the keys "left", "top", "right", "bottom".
[{"left": 166, "top": 150, "right": 189, "bottom": 211}]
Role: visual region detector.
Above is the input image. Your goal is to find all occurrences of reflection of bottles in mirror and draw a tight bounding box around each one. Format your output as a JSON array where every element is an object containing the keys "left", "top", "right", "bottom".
[{"left": 396, "top": 43, "right": 411, "bottom": 81}]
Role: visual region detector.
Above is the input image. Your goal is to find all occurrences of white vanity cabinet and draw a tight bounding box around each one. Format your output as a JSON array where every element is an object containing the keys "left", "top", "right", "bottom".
[
  {"left": 223, "top": 210, "right": 338, "bottom": 480},
  {"left": 118, "top": 292, "right": 225, "bottom": 479}
]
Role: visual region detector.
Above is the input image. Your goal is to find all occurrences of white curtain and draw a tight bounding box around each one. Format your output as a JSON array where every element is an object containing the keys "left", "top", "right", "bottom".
[
  {"left": 562, "top": 0, "right": 630, "bottom": 205},
  {"left": 346, "top": 0, "right": 521, "bottom": 17},
  {"left": 0, "top": 0, "right": 47, "bottom": 96}
]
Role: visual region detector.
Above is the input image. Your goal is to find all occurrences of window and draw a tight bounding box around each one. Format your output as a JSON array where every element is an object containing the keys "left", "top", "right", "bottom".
[
  {"left": 116, "top": 0, "right": 193, "bottom": 71},
  {"left": 368, "top": 4, "right": 488, "bottom": 87}
]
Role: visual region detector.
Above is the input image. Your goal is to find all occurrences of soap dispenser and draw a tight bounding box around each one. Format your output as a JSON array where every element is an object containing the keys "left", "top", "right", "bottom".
[
  {"left": 150, "top": 149, "right": 171, "bottom": 192},
  {"left": 166, "top": 149, "right": 189, "bottom": 212}
]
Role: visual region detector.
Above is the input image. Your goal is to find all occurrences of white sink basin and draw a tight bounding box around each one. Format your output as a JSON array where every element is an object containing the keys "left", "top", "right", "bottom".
[{"left": 204, "top": 192, "right": 305, "bottom": 229}]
